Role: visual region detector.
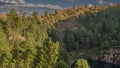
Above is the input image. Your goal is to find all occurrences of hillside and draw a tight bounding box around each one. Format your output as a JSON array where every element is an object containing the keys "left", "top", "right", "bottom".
[
  {"left": 0, "top": 5, "right": 120, "bottom": 68},
  {"left": 53, "top": 5, "right": 120, "bottom": 64},
  {"left": 0, "top": 5, "right": 118, "bottom": 22}
]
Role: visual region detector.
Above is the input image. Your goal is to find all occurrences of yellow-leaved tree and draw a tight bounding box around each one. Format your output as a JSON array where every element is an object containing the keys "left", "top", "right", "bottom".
[{"left": 74, "top": 59, "right": 90, "bottom": 68}]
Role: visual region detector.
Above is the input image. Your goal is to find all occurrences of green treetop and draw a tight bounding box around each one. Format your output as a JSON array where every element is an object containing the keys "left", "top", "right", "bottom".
[
  {"left": 74, "top": 59, "right": 90, "bottom": 68},
  {"left": 33, "top": 38, "right": 59, "bottom": 68}
]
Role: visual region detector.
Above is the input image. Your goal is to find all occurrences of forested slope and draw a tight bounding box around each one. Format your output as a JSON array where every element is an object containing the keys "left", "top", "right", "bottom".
[
  {"left": 0, "top": 9, "right": 60, "bottom": 68},
  {"left": 0, "top": 5, "right": 120, "bottom": 68},
  {"left": 54, "top": 5, "right": 120, "bottom": 64}
]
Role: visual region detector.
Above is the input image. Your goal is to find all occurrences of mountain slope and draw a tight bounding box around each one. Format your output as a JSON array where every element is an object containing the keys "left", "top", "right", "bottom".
[
  {"left": 53, "top": 5, "right": 120, "bottom": 64},
  {"left": 0, "top": 5, "right": 120, "bottom": 67}
]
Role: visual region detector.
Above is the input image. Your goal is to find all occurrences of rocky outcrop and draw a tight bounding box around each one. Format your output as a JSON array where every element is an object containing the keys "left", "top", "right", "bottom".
[{"left": 91, "top": 48, "right": 120, "bottom": 65}]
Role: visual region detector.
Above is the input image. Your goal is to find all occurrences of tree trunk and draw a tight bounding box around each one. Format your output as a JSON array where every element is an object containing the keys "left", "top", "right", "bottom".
[
  {"left": 24, "top": 60, "right": 28, "bottom": 68},
  {"left": 8, "top": 62, "right": 11, "bottom": 68},
  {"left": 0, "top": 64, "right": 3, "bottom": 68}
]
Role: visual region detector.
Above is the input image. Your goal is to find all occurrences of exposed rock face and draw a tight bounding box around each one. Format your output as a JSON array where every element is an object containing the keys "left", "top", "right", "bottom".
[
  {"left": 56, "top": 20, "right": 78, "bottom": 32},
  {"left": 91, "top": 48, "right": 120, "bottom": 64}
]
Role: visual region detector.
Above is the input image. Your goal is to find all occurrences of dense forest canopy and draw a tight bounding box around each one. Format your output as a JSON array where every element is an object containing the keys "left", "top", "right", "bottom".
[{"left": 0, "top": 5, "right": 120, "bottom": 68}]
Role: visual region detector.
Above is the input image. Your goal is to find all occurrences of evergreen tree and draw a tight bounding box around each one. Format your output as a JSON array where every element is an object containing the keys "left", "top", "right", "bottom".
[
  {"left": 33, "top": 38, "right": 59, "bottom": 68},
  {"left": 0, "top": 23, "right": 11, "bottom": 68},
  {"left": 44, "top": 11, "right": 48, "bottom": 17},
  {"left": 55, "top": 10, "right": 58, "bottom": 15},
  {"left": 64, "top": 30, "right": 76, "bottom": 51},
  {"left": 53, "top": 60, "right": 69, "bottom": 68}
]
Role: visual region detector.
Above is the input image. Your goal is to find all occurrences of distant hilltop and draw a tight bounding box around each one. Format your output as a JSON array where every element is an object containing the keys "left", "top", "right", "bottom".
[{"left": 0, "top": 5, "right": 119, "bottom": 21}]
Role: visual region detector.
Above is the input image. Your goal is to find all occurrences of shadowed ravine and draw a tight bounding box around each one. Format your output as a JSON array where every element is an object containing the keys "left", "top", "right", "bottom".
[
  {"left": 71, "top": 60, "right": 120, "bottom": 68},
  {"left": 88, "top": 60, "right": 120, "bottom": 68}
]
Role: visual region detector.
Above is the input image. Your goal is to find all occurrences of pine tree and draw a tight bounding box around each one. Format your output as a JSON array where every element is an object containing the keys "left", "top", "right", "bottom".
[
  {"left": 33, "top": 38, "right": 59, "bottom": 68},
  {"left": 0, "top": 23, "right": 11, "bottom": 68},
  {"left": 44, "top": 11, "right": 48, "bottom": 17},
  {"left": 55, "top": 10, "right": 58, "bottom": 15},
  {"left": 53, "top": 60, "right": 69, "bottom": 68}
]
